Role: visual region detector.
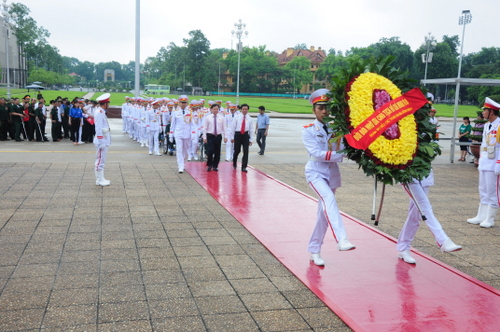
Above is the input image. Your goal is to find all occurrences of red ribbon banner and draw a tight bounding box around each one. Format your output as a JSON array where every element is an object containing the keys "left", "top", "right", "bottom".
[{"left": 344, "top": 88, "right": 428, "bottom": 150}]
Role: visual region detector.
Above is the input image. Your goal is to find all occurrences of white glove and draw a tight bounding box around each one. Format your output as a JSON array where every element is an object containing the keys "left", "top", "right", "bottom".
[
  {"left": 495, "top": 162, "right": 500, "bottom": 176},
  {"left": 169, "top": 137, "right": 174, "bottom": 143}
]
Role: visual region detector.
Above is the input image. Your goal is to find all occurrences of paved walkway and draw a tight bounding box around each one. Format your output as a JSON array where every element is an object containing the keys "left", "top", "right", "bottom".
[{"left": 0, "top": 119, "right": 498, "bottom": 331}]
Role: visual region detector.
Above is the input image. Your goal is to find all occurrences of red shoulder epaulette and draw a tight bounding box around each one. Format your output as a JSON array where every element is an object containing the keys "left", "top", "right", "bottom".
[{"left": 303, "top": 123, "right": 314, "bottom": 128}]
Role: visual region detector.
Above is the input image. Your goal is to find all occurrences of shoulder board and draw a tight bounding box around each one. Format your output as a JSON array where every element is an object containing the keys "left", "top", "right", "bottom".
[{"left": 303, "top": 123, "right": 314, "bottom": 128}]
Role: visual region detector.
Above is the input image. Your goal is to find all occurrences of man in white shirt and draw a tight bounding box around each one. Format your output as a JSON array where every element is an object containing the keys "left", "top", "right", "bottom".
[
  {"left": 203, "top": 103, "right": 227, "bottom": 171},
  {"left": 169, "top": 95, "right": 193, "bottom": 173},
  {"left": 230, "top": 103, "right": 253, "bottom": 172}
]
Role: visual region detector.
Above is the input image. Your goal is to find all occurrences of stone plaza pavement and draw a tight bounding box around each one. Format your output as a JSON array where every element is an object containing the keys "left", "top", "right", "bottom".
[{"left": 0, "top": 119, "right": 499, "bottom": 331}]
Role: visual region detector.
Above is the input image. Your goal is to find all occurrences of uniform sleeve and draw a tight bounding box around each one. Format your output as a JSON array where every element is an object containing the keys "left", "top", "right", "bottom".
[
  {"left": 95, "top": 112, "right": 104, "bottom": 139},
  {"left": 302, "top": 128, "right": 343, "bottom": 163},
  {"left": 221, "top": 116, "right": 226, "bottom": 139},
  {"left": 229, "top": 116, "right": 237, "bottom": 140},
  {"left": 248, "top": 116, "right": 254, "bottom": 142},
  {"left": 169, "top": 113, "right": 176, "bottom": 134}
]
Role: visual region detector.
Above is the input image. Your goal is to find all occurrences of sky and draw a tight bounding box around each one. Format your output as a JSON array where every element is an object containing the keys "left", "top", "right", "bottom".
[{"left": 16, "top": 0, "right": 500, "bottom": 65}]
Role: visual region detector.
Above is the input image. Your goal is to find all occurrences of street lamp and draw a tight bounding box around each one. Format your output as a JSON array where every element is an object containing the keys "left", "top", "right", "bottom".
[
  {"left": 450, "top": 9, "right": 472, "bottom": 163},
  {"left": 1, "top": 0, "right": 17, "bottom": 100},
  {"left": 422, "top": 32, "right": 437, "bottom": 84},
  {"left": 231, "top": 19, "right": 248, "bottom": 105}
]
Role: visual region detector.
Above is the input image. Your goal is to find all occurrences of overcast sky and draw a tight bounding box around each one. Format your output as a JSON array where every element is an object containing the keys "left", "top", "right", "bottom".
[{"left": 17, "top": 0, "right": 500, "bottom": 65}]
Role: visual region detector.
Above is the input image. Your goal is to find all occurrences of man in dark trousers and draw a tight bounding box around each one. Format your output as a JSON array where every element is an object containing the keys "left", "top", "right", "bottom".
[
  {"left": 0, "top": 97, "right": 10, "bottom": 141},
  {"left": 255, "top": 105, "right": 270, "bottom": 155},
  {"left": 51, "top": 100, "right": 62, "bottom": 142},
  {"left": 9, "top": 98, "right": 25, "bottom": 141},
  {"left": 230, "top": 103, "right": 253, "bottom": 172},
  {"left": 203, "top": 103, "right": 227, "bottom": 171}
]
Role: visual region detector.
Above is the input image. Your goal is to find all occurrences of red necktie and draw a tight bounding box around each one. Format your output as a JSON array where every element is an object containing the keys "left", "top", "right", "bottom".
[{"left": 240, "top": 116, "right": 246, "bottom": 134}]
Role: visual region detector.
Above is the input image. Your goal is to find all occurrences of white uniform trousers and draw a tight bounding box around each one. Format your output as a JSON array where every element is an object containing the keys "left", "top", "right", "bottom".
[
  {"left": 190, "top": 135, "right": 199, "bottom": 159},
  {"left": 307, "top": 177, "right": 347, "bottom": 253},
  {"left": 95, "top": 146, "right": 108, "bottom": 172},
  {"left": 175, "top": 136, "right": 190, "bottom": 171},
  {"left": 148, "top": 130, "right": 160, "bottom": 154},
  {"left": 397, "top": 182, "right": 447, "bottom": 252},
  {"left": 225, "top": 140, "right": 234, "bottom": 161},
  {"left": 140, "top": 126, "right": 148, "bottom": 143},
  {"left": 479, "top": 170, "right": 499, "bottom": 208},
  {"left": 122, "top": 115, "right": 127, "bottom": 132}
]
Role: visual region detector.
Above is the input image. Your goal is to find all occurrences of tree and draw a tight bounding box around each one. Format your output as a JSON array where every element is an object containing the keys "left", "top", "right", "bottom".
[
  {"left": 370, "top": 37, "right": 414, "bottom": 72},
  {"left": 294, "top": 43, "right": 308, "bottom": 50},
  {"left": 183, "top": 30, "right": 210, "bottom": 89},
  {"left": 75, "top": 61, "right": 97, "bottom": 81},
  {"left": 10, "top": 3, "right": 51, "bottom": 72},
  {"left": 284, "top": 56, "right": 312, "bottom": 93},
  {"left": 28, "top": 67, "right": 75, "bottom": 86},
  {"left": 316, "top": 52, "right": 347, "bottom": 83},
  {"left": 224, "top": 46, "right": 280, "bottom": 93}
]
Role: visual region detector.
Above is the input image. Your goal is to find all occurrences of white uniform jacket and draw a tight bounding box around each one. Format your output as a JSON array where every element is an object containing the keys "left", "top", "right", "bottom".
[
  {"left": 170, "top": 108, "right": 194, "bottom": 140},
  {"left": 302, "top": 119, "right": 344, "bottom": 188},
  {"left": 478, "top": 117, "right": 500, "bottom": 172},
  {"left": 225, "top": 112, "right": 236, "bottom": 132},
  {"left": 93, "top": 107, "right": 111, "bottom": 146},
  {"left": 146, "top": 109, "right": 161, "bottom": 132}
]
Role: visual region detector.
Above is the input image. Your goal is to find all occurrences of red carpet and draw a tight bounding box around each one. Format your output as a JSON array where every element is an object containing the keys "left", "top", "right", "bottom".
[{"left": 186, "top": 162, "right": 500, "bottom": 332}]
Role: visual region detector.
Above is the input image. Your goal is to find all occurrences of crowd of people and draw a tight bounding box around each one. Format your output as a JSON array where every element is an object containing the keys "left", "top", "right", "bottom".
[
  {"left": 119, "top": 95, "right": 269, "bottom": 173},
  {"left": 0, "top": 94, "right": 98, "bottom": 144}
]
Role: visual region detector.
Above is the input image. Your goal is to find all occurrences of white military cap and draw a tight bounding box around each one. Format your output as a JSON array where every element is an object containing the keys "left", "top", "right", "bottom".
[
  {"left": 308, "top": 89, "right": 330, "bottom": 105},
  {"left": 96, "top": 93, "right": 111, "bottom": 103},
  {"left": 483, "top": 97, "right": 500, "bottom": 111}
]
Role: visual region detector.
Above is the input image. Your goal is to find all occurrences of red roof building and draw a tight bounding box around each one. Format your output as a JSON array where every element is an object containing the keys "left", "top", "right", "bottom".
[{"left": 276, "top": 46, "right": 327, "bottom": 93}]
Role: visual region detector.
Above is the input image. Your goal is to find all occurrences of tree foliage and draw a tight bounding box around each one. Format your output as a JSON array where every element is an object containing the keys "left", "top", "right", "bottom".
[{"left": 9, "top": 2, "right": 500, "bottom": 101}]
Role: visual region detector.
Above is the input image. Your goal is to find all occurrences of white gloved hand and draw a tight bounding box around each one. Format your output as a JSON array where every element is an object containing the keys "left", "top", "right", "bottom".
[{"left": 495, "top": 162, "right": 500, "bottom": 176}]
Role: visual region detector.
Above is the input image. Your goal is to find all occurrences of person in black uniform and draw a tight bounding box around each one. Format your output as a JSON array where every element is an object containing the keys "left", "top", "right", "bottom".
[
  {"left": 0, "top": 97, "right": 10, "bottom": 141},
  {"left": 51, "top": 100, "right": 62, "bottom": 142},
  {"left": 9, "top": 98, "right": 24, "bottom": 141},
  {"left": 34, "top": 102, "right": 46, "bottom": 142}
]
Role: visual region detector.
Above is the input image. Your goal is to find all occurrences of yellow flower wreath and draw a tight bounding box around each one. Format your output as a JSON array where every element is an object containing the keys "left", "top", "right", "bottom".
[{"left": 347, "top": 73, "right": 418, "bottom": 165}]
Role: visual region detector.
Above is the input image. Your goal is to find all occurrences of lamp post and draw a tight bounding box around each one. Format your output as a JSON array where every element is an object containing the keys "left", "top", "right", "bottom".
[
  {"left": 422, "top": 32, "right": 436, "bottom": 85},
  {"left": 450, "top": 9, "right": 472, "bottom": 163},
  {"left": 1, "top": 0, "right": 17, "bottom": 100},
  {"left": 231, "top": 19, "right": 248, "bottom": 105}
]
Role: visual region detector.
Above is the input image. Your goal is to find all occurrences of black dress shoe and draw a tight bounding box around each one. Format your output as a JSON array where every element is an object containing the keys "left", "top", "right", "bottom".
[
  {"left": 213, "top": 167, "right": 218, "bottom": 171},
  {"left": 233, "top": 165, "right": 237, "bottom": 170},
  {"left": 207, "top": 166, "right": 212, "bottom": 171},
  {"left": 15, "top": 139, "right": 23, "bottom": 142},
  {"left": 242, "top": 168, "right": 248, "bottom": 172}
]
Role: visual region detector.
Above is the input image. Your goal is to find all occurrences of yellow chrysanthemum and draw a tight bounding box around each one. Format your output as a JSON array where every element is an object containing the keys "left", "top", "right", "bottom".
[{"left": 347, "top": 73, "right": 417, "bottom": 165}]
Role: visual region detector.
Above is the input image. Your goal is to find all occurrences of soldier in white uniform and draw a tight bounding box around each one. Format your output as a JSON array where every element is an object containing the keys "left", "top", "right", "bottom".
[
  {"left": 139, "top": 100, "right": 149, "bottom": 148},
  {"left": 302, "top": 89, "right": 355, "bottom": 266},
  {"left": 397, "top": 170, "right": 462, "bottom": 264},
  {"left": 169, "top": 95, "right": 193, "bottom": 173},
  {"left": 225, "top": 104, "right": 237, "bottom": 161},
  {"left": 93, "top": 93, "right": 112, "bottom": 186},
  {"left": 121, "top": 97, "right": 129, "bottom": 133},
  {"left": 467, "top": 97, "right": 500, "bottom": 228},
  {"left": 146, "top": 99, "right": 162, "bottom": 156},
  {"left": 188, "top": 100, "right": 200, "bottom": 161}
]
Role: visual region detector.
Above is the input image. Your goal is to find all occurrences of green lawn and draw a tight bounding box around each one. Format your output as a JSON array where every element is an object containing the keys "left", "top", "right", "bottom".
[
  {"left": 432, "top": 103, "right": 482, "bottom": 119},
  {"left": 0, "top": 87, "right": 484, "bottom": 117}
]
